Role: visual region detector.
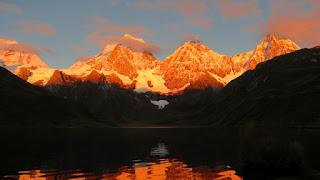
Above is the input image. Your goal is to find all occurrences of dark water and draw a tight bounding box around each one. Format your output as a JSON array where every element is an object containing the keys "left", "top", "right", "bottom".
[{"left": 0, "top": 128, "right": 319, "bottom": 180}]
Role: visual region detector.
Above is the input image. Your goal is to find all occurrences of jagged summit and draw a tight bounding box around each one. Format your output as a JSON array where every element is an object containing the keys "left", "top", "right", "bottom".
[{"left": 231, "top": 33, "right": 300, "bottom": 73}]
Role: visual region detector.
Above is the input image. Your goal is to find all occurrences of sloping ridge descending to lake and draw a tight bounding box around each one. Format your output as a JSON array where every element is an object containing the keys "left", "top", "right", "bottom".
[{"left": 195, "top": 47, "right": 320, "bottom": 127}]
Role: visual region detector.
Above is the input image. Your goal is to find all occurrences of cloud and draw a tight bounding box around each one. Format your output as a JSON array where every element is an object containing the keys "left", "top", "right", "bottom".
[
  {"left": 18, "top": 20, "right": 55, "bottom": 36},
  {"left": 213, "top": 0, "right": 261, "bottom": 20},
  {"left": 86, "top": 34, "right": 160, "bottom": 54},
  {"left": 128, "top": 0, "right": 213, "bottom": 29},
  {"left": 0, "top": 2, "right": 21, "bottom": 13},
  {"left": 85, "top": 16, "right": 159, "bottom": 53},
  {"left": 247, "top": 1, "right": 320, "bottom": 46},
  {"left": 87, "top": 16, "right": 155, "bottom": 37},
  {"left": 0, "top": 36, "right": 52, "bottom": 54}
]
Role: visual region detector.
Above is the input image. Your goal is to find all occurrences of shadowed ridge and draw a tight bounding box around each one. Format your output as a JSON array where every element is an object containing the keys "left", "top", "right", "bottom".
[{"left": 0, "top": 67, "right": 100, "bottom": 127}]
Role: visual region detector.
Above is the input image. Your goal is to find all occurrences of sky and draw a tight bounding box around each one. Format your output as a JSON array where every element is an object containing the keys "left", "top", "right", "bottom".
[{"left": 0, "top": 0, "right": 319, "bottom": 68}]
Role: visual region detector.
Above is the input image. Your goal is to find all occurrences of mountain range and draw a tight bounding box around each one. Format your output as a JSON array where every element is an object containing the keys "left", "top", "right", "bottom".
[
  {"left": 0, "top": 46, "right": 319, "bottom": 127},
  {"left": 0, "top": 34, "right": 300, "bottom": 94}
]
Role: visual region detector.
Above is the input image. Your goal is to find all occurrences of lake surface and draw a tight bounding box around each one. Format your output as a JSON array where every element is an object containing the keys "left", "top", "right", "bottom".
[{"left": 0, "top": 128, "right": 319, "bottom": 179}]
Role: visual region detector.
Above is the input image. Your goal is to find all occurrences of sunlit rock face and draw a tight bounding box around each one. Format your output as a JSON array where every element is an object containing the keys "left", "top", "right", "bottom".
[
  {"left": 6, "top": 34, "right": 301, "bottom": 94},
  {"left": 46, "top": 70, "right": 78, "bottom": 86},
  {"left": 105, "top": 44, "right": 158, "bottom": 80},
  {"left": 0, "top": 38, "right": 50, "bottom": 83},
  {"left": 161, "top": 40, "right": 232, "bottom": 90},
  {"left": 61, "top": 34, "right": 166, "bottom": 92}
]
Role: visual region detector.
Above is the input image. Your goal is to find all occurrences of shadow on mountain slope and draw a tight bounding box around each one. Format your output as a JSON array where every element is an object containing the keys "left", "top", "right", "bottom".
[{"left": 0, "top": 67, "right": 103, "bottom": 127}]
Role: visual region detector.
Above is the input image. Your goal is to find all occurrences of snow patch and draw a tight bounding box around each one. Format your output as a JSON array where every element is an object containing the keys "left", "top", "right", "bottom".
[{"left": 150, "top": 100, "right": 169, "bottom": 109}]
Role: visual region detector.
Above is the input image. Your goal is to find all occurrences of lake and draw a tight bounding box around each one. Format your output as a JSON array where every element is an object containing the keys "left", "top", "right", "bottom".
[{"left": 0, "top": 127, "right": 319, "bottom": 179}]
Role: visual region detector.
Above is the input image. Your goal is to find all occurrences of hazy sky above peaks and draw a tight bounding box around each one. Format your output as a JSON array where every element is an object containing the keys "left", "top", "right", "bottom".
[{"left": 0, "top": 0, "right": 319, "bottom": 68}]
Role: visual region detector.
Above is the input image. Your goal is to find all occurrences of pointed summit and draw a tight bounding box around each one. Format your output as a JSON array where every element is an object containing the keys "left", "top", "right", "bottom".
[
  {"left": 231, "top": 33, "right": 300, "bottom": 73},
  {"left": 46, "top": 70, "right": 78, "bottom": 85},
  {"left": 161, "top": 41, "right": 232, "bottom": 90}
]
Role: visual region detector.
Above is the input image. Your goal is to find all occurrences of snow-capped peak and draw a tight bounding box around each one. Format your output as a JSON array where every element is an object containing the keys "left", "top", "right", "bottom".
[{"left": 0, "top": 38, "right": 48, "bottom": 69}]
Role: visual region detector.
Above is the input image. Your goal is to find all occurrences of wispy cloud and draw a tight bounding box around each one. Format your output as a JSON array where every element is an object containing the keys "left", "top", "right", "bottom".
[
  {"left": 87, "top": 16, "right": 155, "bottom": 37},
  {"left": 247, "top": 1, "right": 320, "bottom": 46},
  {"left": 18, "top": 20, "right": 55, "bottom": 36},
  {"left": 212, "top": 0, "right": 261, "bottom": 20},
  {"left": 85, "top": 16, "right": 159, "bottom": 53},
  {"left": 0, "top": 2, "right": 21, "bottom": 13},
  {"left": 128, "top": 0, "right": 213, "bottom": 29},
  {"left": 0, "top": 36, "right": 52, "bottom": 54},
  {"left": 86, "top": 33, "right": 160, "bottom": 54}
]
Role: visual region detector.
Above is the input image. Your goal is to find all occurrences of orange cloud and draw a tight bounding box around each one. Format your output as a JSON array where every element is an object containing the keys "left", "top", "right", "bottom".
[
  {"left": 213, "top": 0, "right": 261, "bottom": 20},
  {"left": 0, "top": 2, "right": 21, "bottom": 13},
  {"left": 87, "top": 16, "right": 155, "bottom": 37},
  {"left": 247, "top": 1, "right": 320, "bottom": 46},
  {"left": 18, "top": 20, "right": 55, "bottom": 36},
  {"left": 86, "top": 34, "right": 160, "bottom": 54},
  {"left": 128, "top": 0, "right": 213, "bottom": 29},
  {"left": 0, "top": 36, "right": 52, "bottom": 54}
]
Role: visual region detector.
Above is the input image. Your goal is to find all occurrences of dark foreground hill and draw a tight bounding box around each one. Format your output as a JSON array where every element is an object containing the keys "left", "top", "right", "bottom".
[{"left": 0, "top": 67, "right": 101, "bottom": 127}]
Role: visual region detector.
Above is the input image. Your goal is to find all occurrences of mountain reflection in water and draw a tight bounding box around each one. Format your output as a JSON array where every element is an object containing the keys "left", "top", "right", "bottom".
[
  {"left": 7, "top": 143, "right": 242, "bottom": 180},
  {"left": 15, "top": 159, "right": 241, "bottom": 180}
]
